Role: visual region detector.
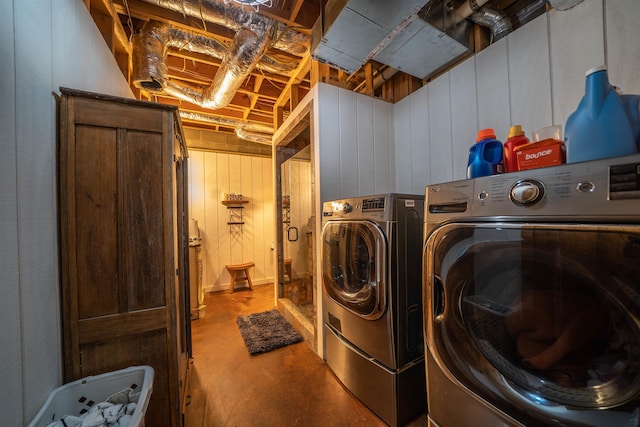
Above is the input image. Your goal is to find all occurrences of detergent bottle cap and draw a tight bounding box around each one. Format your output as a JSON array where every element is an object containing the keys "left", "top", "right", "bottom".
[
  {"left": 508, "top": 125, "right": 525, "bottom": 138},
  {"left": 476, "top": 128, "right": 496, "bottom": 142}
]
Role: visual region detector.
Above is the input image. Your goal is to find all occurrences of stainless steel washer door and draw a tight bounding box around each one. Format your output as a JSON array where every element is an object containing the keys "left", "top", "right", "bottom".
[
  {"left": 425, "top": 223, "right": 640, "bottom": 426},
  {"left": 322, "top": 220, "right": 386, "bottom": 320}
]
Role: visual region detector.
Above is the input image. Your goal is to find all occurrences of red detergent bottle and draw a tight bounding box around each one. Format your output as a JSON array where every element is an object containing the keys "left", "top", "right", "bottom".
[
  {"left": 467, "top": 128, "right": 504, "bottom": 179},
  {"left": 503, "top": 125, "right": 530, "bottom": 173}
]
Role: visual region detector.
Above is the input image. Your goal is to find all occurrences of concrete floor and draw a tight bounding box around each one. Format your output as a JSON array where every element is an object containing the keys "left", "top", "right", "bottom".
[{"left": 184, "top": 283, "right": 428, "bottom": 427}]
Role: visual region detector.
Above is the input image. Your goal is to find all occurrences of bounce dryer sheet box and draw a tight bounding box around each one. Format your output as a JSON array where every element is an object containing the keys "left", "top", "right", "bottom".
[{"left": 514, "top": 139, "right": 566, "bottom": 171}]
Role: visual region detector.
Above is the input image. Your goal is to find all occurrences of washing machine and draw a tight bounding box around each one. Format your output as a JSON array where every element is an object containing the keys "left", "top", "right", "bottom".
[
  {"left": 423, "top": 154, "right": 640, "bottom": 426},
  {"left": 322, "top": 193, "right": 426, "bottom": 426}
]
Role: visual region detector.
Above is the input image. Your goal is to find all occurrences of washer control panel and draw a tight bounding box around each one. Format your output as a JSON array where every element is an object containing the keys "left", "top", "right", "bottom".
[{"left": 425, "top": 154, "right": 640, "bottom": 222}]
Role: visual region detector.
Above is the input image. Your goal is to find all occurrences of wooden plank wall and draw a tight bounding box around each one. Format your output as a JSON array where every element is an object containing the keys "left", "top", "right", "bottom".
[
  {"left": 187, "top": 150, "right": 275, "bottom": 292},
  {"left": 2, "top": 0, "right": 133, "bottom": 424},
  {"left": 393, "top": 0, "right": 640, "bottom": 190},
  {"left": 315, "top": 83, "right": 394, "bottom": 203}
]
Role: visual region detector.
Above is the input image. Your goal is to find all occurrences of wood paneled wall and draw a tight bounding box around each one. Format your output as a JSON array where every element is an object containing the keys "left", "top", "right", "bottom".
[
  {"left": 187, "top": 150, "right": 274, "bottom": 292},
  {"left": 394, "top": 0, "right": 640, "bottom": 190},
  {"left": 2, "top": 0, "right": 133, "bottom": 424},
  {"left": 315, "top": 83, "right": 394, "bottom": 202}
]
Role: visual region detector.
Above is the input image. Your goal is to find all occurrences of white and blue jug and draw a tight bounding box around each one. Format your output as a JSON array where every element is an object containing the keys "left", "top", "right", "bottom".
[{"left": 565, "top": 66, "right": 640, "bottom": 163}]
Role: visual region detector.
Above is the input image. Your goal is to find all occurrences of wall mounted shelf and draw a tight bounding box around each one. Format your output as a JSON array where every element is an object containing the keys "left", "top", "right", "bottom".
[
  {"left": 222, "top": 200, "right": 249, "bottom": 206},
  {"left": 223, "top": 200, "right": 248, "bottom": 227}
]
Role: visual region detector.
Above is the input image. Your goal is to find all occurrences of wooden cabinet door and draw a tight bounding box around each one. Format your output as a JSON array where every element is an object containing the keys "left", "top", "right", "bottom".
[{"left": 59, "top": 89, "right": 187, "bottom": 427}]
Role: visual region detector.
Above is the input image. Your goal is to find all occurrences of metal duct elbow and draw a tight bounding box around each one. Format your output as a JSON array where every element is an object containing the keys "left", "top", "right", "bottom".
[
  {"left": 135, "top": 21, "right": 273, "bottom": 109},
  {"left": 471, "top": 9, "right": 512, "bottom": 41},
  {"left": 133, "top": 21, "right": 231, "bottom": 91},
  {"left": 132, "top": 20, "right": 298, "bottom": 92},
  {"left": 132, "top": 20, "right": 171, "bottom": 91}
]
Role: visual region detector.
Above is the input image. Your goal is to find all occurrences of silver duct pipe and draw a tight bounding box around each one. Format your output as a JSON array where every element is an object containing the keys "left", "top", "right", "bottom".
[
  {"left": 471, "top": 8, "right": 512, "bottom": 41},
  {"left": 159, "top": 25, "right": 272, "bottom": 108},
  {"left": 179, "top": 110, "right": 274, "bottom": 134},
  {"left": 235, "top": 128, "right": 273, "bottom": 145},
  {"left": 449, "top": 0, "right": 512, "bottom": 41},
  {"left": 451, "top": 0, "right": 492, "bottom": 25},
  {"left": 134, "top": 20, "right": 273, "bottom": 109},
  {"left": 132, "top": 21, "right": 298, "bottom": 92},
  {"left": 138, "top": 0, "right": 309, "bottom": 57}
]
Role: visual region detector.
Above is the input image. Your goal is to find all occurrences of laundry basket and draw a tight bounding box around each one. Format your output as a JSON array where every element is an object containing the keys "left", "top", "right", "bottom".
[{"left": 28, "top": 365, "right": 154, "bottom": 427}]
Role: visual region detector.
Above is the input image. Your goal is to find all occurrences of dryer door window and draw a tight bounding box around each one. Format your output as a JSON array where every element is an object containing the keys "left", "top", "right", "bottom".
[
  {"left": 322, "top": 221, "right": 386, "bottom": 320},
  {"left": 425, "top": 223, "right": 640, "bottom": 426}
]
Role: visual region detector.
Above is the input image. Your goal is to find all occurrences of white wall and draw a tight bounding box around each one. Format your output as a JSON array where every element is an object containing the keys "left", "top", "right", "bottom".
[
  {"left": 311, "top": 0, "right": 640, "bottom": 357},
  {"left": 282, "top": 159, "right": 313, "bottom": 279},
  {"left": 315, "top": 83, "right": 394, "bottom": 202},
  {"left": 0, "top": 0, "right": 132, "bottom": 424},
  {"left": 3, "top": 0, "right": 639, "bottom": 418},
  {"left": 394, "top": 0, "right": 640, "bottom": 189},
  {"left": 188, "top": 150, "right": 274, "bottom": 292}
]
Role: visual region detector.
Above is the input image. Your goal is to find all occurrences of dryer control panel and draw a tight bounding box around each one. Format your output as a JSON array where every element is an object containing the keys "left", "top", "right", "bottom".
[{"left": 425, "top": 153, "right": 640, "bottom": 228}]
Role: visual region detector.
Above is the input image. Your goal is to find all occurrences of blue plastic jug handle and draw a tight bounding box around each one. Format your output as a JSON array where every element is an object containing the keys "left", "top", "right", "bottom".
[{"left": 481, "top": 140, "right": 503, "bottom": 163}]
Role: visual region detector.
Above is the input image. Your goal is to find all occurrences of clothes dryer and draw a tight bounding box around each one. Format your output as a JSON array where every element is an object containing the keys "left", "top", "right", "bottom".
[
  {"left": 423, "top": 154, "right": 640, "bottom": 426},
  {"left": 322, "top": 193, "right": 426, "bottom": 426}
]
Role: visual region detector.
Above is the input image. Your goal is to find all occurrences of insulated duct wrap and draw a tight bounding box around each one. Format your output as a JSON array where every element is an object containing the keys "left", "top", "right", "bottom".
[
  {"left": 235, "top": 129, "right": 273, "bottom": 145},
  {"left": 179, "top": 111, "right": 273, "bottom": 134},
  {"left": 448, "top": 0, "right": 512, "bottom": 42},
  {"left": 161, "top": 26, "right": 272, "bottom": 108},
  {"left": 134, "top": 19, "right": 279, "bottom": 109},
  {"left": 133, "top": 21, "right": 172, "bottom": 90},
  {"left": 139, "top": 0, "right": 309, "bottom": 57},
  {"left": 132, "top": 20, "right": 298, "bottom": 92},
  {"left": 471, "top": 8, "right": 512, "bottom": 41}
]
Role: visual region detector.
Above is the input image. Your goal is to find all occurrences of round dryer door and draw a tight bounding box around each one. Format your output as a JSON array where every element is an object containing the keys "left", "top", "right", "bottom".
[
  {"left": 321, "top": 220, "right": 386, "bottom": 320},
  {"left": 425, "top": 223, "right": 640, "bottom": 427}
]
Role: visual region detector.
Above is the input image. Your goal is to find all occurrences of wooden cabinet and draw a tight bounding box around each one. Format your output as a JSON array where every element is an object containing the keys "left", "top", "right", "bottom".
[{"left": 58, "top": 88, "right": 191, "bottom": 427}]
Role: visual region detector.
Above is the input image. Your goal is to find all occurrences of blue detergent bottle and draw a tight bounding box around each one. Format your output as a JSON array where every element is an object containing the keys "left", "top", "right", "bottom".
[
  {"left": 565, "top": 66, "right": 640, "bottom": 163},
  {"left": 467, "top": 128, "right": 504, "bottom": 179}
]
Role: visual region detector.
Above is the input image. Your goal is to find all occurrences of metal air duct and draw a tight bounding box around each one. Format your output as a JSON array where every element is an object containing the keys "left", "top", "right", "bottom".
[
  {"left": 157, "top": 25, "right": 272, "bottom": 109},
  {"left": 133, "top": 21, "right": 299, "bottom": 92},
  {"left": 311, "top": 0, "right": 474, "bottom": 79},
  {"left": 449, "top": 0, "right": 512, "bottom": 42},
  {"left": 470, "top": 8, "right": 512, "bottom": 41},
  {"left": 138, "top": 0, "right": 310, "bottom": 57},
  {"left": 133, "top": 19, "right": 272, "bottom": 109},
  {"left": 235, "top": 128, "right": 273, "bottom": 145},
  {"left": 179, "top": 110, "right": 273, "bottom": 133}
]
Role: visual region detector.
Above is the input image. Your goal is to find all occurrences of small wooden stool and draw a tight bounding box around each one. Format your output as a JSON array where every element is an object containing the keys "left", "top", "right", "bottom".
[
  {"left": 226, "top": 262, "right": 255, "bottom": 293},
  {"left": 284, "top": 258, "right": 292, "bottom": 283}
]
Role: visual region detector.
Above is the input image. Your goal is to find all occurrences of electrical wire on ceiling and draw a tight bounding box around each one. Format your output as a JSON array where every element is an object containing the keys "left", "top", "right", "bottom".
[{"left": 122, "top": 0, "right": 135, "bottom": 41}]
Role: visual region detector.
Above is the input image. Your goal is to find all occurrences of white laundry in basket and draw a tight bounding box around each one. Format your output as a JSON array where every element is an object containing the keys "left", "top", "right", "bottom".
[{"left": 46, "top": 387, "right": 139, "bottom": 427}]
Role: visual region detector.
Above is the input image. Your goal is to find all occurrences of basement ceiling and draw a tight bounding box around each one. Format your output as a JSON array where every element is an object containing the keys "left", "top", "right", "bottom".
[{"left": 87, "top": 0, "right": 548, "bottom": 146}]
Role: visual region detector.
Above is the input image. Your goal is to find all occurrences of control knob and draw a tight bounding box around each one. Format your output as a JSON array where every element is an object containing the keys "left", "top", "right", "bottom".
[
  {"left": 342, "top": 202, "right": 353, "bottom": 213},
  {"left": 509, "top": 179, "right": 545, "bottom": 206}
]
